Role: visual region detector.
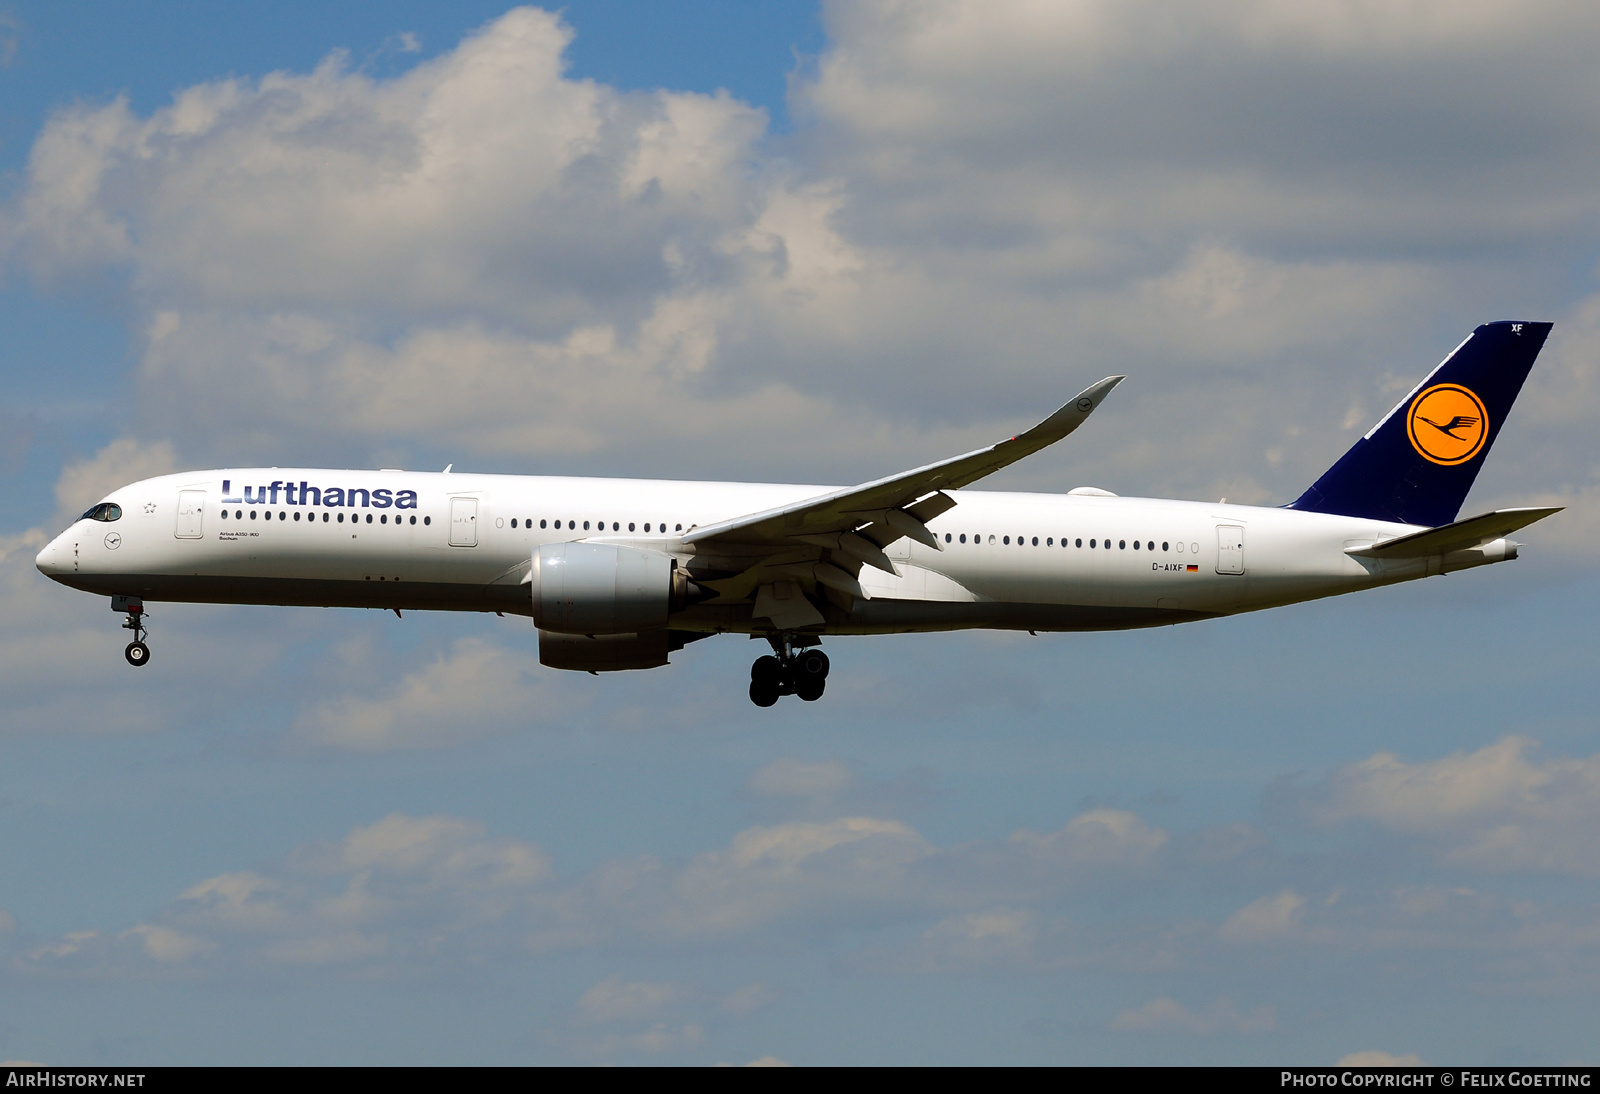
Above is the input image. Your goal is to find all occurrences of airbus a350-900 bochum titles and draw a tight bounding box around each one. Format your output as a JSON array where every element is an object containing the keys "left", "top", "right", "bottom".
[{"left": 38, "top": 322, "right": 1560, "bottom": 706}]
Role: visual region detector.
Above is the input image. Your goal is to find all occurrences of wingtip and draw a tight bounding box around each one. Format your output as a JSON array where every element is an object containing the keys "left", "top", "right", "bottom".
[
  {"left": 1087, "top": 375, "right": 1125, "bottom": 401},
  {"left": 1056, "top": 375, "right": 1126, "bottom": 420}
]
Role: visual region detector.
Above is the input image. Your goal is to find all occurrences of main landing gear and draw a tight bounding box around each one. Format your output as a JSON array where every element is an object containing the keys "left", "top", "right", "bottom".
[
  {"left": 115, "top": 595, "right": 150, "bottom": 667},
  {"left": 749, "top": 634, "right": 830, "bottom": 707}
]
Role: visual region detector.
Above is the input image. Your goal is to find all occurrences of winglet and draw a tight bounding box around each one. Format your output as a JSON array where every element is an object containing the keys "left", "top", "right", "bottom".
[
  {"left": 1030, "top": 375, "right": 1125, "bottom": 439},
  {"left": 937, "top": 375, "right": 1125, "bottom": 491}
]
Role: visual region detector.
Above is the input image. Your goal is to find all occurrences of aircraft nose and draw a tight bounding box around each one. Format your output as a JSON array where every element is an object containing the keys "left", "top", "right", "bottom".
[{"left": 35, "top": 531, "right": 71, "bottom": 577}]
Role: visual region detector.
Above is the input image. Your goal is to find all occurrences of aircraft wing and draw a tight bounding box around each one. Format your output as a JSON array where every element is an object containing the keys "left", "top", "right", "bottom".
[
  {"left": 1345, "top": 506, "right": 1563, "bottom": 559},
  {"left": 684, "top": 375, "right": 1125, "bottom": 552}
]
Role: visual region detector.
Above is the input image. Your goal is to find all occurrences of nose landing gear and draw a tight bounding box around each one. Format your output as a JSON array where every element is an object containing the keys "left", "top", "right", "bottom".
[
  {"left": 748, "top": 634, "right": 829, "bottom": 706},
  {"left": 114, "top": 595, "right": 150, "bottom": 667}
]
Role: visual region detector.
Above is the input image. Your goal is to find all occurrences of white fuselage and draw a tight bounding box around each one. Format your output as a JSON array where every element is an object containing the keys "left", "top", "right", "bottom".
[{"left": 35, "top": 468, "right": 1506, "bottom": 637}]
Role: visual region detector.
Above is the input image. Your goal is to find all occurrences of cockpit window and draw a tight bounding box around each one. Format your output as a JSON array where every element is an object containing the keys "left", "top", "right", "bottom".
[{"left": 81, "top": 502, "right": 122, "bottom": 522}]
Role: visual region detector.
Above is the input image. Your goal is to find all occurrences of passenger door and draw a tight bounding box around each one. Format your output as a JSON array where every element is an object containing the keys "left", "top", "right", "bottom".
[
  {"left": 1216, "top": 525, "right": 1244, "bottom": 575},
  {"left": 175, "top": 490, "right": 205, "bottom": 539},
  {"left": 449, "top": 497, "right": 478, "bottom": 547}
]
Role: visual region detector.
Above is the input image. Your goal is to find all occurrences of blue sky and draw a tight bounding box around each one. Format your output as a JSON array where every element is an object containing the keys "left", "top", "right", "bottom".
[{"left": 3, "top": 1, "right": 1600, "bottom": 1066}]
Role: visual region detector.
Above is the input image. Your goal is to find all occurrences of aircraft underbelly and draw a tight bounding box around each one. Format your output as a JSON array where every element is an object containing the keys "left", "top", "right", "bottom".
[
  {"left": 833, "top": 599, "right": 1218, "bottom": 633},
  {"left": 50, "top": 571, "right": 534, "bottom": 615}
]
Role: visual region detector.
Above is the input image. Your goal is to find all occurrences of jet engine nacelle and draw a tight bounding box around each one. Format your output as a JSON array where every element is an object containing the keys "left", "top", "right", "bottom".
[
  {"left": 531, "top": 542, "right": 686, "bottom": 635},
  {"left": 538, "top": 629, "right": 671, "bottom": 672}
]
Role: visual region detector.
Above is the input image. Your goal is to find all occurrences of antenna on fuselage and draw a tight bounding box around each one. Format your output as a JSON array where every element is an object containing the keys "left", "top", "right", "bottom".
[{"left": 442, "top": 464, "right": 452, "bottom": 473}]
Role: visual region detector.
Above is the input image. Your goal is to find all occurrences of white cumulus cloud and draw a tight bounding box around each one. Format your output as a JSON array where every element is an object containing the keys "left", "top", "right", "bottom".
[
  {"left": 10, "top": 0, "right": 1600, "bottom": 512},
  {"left": 1302, "top": 736, "right": 1600, "bottom": 876}
]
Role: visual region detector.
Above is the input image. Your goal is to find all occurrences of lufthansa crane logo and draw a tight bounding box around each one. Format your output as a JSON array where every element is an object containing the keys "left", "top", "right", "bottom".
[{"left": 1406, "top": 383, "right": 1489, "bottom": 466}]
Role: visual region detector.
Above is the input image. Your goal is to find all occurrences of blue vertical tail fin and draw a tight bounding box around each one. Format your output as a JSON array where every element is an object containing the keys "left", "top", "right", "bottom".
[{"left": 1288, "top": 321, "right": 1550, "bottom": 528}]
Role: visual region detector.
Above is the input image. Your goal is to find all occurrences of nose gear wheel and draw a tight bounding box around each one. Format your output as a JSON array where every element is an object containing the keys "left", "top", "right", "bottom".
[{"left": 118, "top": 599, "right": 151, "bottom": 667}]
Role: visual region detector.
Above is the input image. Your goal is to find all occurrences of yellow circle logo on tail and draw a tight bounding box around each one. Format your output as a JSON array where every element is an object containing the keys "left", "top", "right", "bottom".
[{"left": 1406, "top": 384, "right": 1489, "bottom": 465}]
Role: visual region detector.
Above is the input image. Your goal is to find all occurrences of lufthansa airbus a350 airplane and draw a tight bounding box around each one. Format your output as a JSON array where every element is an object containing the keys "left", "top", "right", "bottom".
[{"left": 37, "top": 322, "right": 1560, "bottom": 706}]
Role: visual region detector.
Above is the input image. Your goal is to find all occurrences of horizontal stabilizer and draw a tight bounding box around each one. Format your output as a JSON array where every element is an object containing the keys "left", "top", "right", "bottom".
[{"left": 1345, "top": 507, "right": 1562, "bottom": 559}]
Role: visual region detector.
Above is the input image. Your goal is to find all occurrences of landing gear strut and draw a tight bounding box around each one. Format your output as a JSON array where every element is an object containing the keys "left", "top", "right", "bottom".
[
  {"left": 749, "top": 633, "right": 829, "bottom": 706},
  {"left": 115, "top": 596, "right": 150, "bottom": 667}
]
